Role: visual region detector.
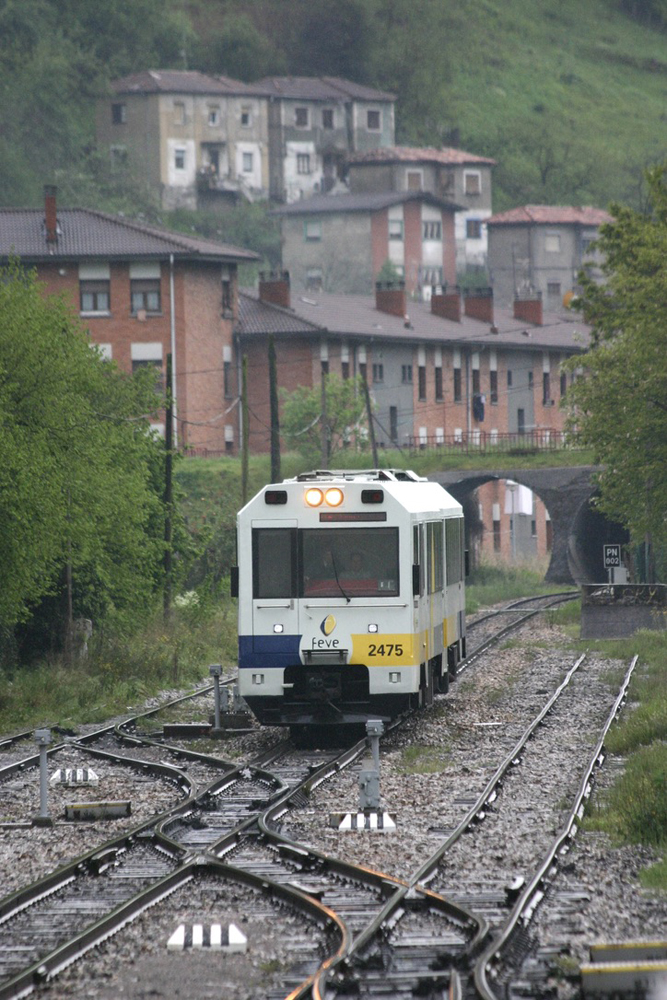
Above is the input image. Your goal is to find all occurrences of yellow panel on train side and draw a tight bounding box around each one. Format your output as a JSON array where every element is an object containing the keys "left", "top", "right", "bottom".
[{"left": 351, "top": 633, "right": 420, "bottom": 666}]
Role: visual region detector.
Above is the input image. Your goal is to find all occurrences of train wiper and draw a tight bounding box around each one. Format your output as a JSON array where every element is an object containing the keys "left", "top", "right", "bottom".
[{"left": 330, "top": 553, "right": 351, "bottom": 603}]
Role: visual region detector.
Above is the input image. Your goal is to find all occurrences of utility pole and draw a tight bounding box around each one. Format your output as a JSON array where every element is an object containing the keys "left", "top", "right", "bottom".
[
  {"left": 361, "top": 373, "right": 379, "bottom": 468},
  {"left": 241, "top": 355, "right": 249, "bottom": 505},
  {"left": 163, "top": 353, "right": 173, "bottom": 621},
  {"left": 268, "top": 335, "right": 281, "bottom": 482},
  {"left": 320, "top": 368, "right": 329, "bottom": 468}
]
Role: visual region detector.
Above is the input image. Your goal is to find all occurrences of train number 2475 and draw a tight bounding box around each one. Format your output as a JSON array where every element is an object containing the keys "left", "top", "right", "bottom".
[{"left": 368, "top": 643, "right": 404, "bottom": 657}]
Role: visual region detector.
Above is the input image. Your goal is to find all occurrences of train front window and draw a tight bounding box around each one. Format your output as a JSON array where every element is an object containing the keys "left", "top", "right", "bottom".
[
  {"left": 253, "top": 528, "right": 296, "bottom": 598},
  {"left": 302, "top": 528, "right": 398, "bottom": 597}
]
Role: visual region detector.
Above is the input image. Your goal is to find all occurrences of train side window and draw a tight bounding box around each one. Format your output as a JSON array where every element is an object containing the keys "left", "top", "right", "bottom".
[
  {"left": 427, "top": 521, "right": 444, "bottom": 593},
  {"left": 252, "top": 528, "right": 296, "bottom": 598},
  {"left": 445, "top": 518, "right": 463, "bottom": 583},
  {"left": 413, "top": 524, "right": 424, "bottom": 596}
]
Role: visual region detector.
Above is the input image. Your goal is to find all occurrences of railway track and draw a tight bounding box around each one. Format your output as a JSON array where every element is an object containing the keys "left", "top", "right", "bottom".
[{"left": 0, "top": 593, "right": 644, "bottom": 999}]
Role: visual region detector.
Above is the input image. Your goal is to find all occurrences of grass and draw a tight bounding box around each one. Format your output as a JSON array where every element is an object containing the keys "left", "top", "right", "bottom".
[
  {"left": 0, "top": 596, "right": 238, "bottom": 735},
  {"left": 465, "top": 561, "right": 565, "bottom": 614},
  {"left": 399, "top": 744, "right": 451, "bottom": 774}
]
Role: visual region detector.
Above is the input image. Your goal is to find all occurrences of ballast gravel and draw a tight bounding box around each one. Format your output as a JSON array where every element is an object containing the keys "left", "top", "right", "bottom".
[{"left": 0, "top": 613, "right": 664, "bottom": 999}]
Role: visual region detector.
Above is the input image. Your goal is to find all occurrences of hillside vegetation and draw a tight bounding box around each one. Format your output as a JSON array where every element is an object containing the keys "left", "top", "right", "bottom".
[{"left": 0, "top": 0, "right": 665, "bottom": 215}]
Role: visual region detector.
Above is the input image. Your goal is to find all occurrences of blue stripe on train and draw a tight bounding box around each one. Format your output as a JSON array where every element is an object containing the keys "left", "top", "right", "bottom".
[{"left": 238, "top": 634, "right": 301, "bottom": 669}]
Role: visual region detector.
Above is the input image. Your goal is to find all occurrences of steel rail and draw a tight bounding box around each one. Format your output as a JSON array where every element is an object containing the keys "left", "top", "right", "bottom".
[
  {"left": 473, "top": 654, "right": 639, "bottom": 999},
  {"left": 311, "top": 652, "right": 589, "bottom": 998}
]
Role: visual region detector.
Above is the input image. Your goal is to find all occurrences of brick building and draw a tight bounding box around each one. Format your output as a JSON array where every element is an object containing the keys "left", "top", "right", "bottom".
[
  {"left": 273, "top": 191, "right": 461, "bottom": 296},
  {"left": 1, "top": 188, "right": 258, "bottom": 452},
  {"left": 236, "top": 273, "right": 590, "bottom": 455}
]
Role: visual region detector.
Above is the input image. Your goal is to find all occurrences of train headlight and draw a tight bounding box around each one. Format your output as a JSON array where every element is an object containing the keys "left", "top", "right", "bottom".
[
  {"left": 368, "top": 623, "right": 378, "bottom": 633},
  {"left": 324, "top": 487, "right": 344, "bottom": 507},
  {"left": 305, "top": 488, "right": 323, "bottom": 507}
]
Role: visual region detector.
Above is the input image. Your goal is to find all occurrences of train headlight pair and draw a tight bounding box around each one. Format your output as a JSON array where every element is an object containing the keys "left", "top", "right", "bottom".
[{"left": 304, "top": 487, "right": 344, "bottom": 508}]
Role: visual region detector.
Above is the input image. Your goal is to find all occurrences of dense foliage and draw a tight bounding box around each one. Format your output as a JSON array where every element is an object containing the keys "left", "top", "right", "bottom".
[
  {"left": 0, "top": 263, "right": 173, "bottom": 657},
  {"left": 565, "top": 164, "right": 667, "bottom": 578}
]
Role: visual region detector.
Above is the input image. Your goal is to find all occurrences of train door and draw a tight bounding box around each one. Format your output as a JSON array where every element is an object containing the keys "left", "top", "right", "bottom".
[{"left": 251, "top": 521, "right": 300, "bottom": 645}]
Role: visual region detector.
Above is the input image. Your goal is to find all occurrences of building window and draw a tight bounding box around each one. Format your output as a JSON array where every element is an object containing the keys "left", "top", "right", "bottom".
[
  {"left": 407, "top": 170, "right": 422, "bottom": 191},
  {"left": 464, "top": 171, "right": 481, "bottom": 195},
  {"left": 208, "top": 106, "right": 220, "bottom": 126},
  {"left": 493, "top": 518, "right": 501, "bottom": 551},
  {"left": 223, "top": 360, "right": 232, "bottom": 398},
  {"left": 560, "top": 371, "right": 568, "bottom": 397},
  {"left": 242, "top": 151, "right": 253, "bottom": 173},
  {"left": 466, "top": 218, "right": 483, "bottom": 239},
  {"left": 390, "top": 406, "right": 398, "bottom": 442},
  {"left": 174, "top": 102, "right": 185, "bottom": 125},
  {"left": 80, "top": 280, "right": 110, "bottom": 314},
  {"left": 341, "top": 360, "right": 350, "bottom": 380},
  {"left": 581, "top": 236, "right": 596, "bottom": 256},
  {"left": 418, "top": 366, "right": 426, "bottom": 400},
  {"left": 472, "top": 369, "right": 481, "bottom": 395},
  {"left": 401, "top": 364, "right": 412, "bottom": 383},
  {"left": 304, "top": 219, "right": 321, "bottom": 241},
  {"left": 131, "top": 279, "right": 161, "bottom": 314},
  {"left": 322, "top": 108, "right": 334, "bottom": 129},
  {"left": 421, "top": 266, "right": 443, "bottom": 286},
  {"left": 528, "top": 370, "right": 534, "bottom": 389},
  {"left": 507, "top": 370, "right": 513, "bottom": 388},
  {"left": 222, "top": 278, "right": 232, "bottom": 314},
  {"left": 110, "top": 146, "right": 128, "bottom": 170},
  {"left": 543, "top": 372, "right": 551, "bottom": 405},
  {"left": 174, "top": 148, "right": 186, "bottom": 170},
  {"left": 435, "top": 367, "right": 443, "bottom": 401},
  {"left": 453, "top": 367, "right": 462, "bottom": 402},
  {"left": 111, "top": 102, "right": 127, "bottom": 124},
  {"left": 547, "top": 281, "right": 562, "bottom": 304},
  {"left": 490, "top": 369, "right": 498, "bottom": 404},
  {"left": 306, "top": 267, "right": 323, "bottom": 290},
  {"left": 545, "top": 232, "right": 561, "bottom": 253},
  {"left": 388, "top": 218, "right": 403, "bottom": 241},
  {"left": 297, "top": 153, "right": 311, "bottom": 174},
  {"left": 295, "top": 106, "right": 309, "bottom": 128},
  {"left": 240, "top": 107, "right": 252, "bottom": 127},
  {"left": 372, "top": 363, "right": 384, "bottom": 383},
  {"left": 367, "top": 109, "right": 381, "bottom": 130},
  {"left": 423, "top": 220, "right": 442, "bottom": 240}
]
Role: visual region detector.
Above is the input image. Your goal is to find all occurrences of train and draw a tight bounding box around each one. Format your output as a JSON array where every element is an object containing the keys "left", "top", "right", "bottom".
[{"left": 232, "top": 469, "right": 466, "bottom": 735}]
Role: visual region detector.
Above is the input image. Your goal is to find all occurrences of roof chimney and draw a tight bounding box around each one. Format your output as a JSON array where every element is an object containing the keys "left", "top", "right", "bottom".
[
  {"left": 513, "top": 292, "right": 543, "bottom": 326},
  {"left": 375, "top": 280, "right": 407, "bottom": 318},
  {"left": 463, "top": 287, "right": 494, "bottom": 324},
  {"left": 44, "top": 185, "right": 58, "bottom": 244},
  {"left": 431, "top": 285, "right": 461, "bottom": 322},
  {"left": 258, "top": 270, "right": 290, "bottom": 309}
]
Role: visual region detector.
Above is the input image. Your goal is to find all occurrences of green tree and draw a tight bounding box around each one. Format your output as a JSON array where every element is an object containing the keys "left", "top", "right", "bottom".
[
  {"left": 0, "top": 262, "right": 168, "bottom": 643},
  {"left": 564, "top": 163, "right": 667, "bottom": 579},
  {"left": 280, "top": 374, "right": 368, "bottom": 468}
]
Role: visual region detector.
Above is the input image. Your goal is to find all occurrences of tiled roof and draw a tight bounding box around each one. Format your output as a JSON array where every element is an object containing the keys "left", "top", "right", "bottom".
[
  {"left": 110, "top": 69, "right": 266, "bottom": 96},
  {"left": 272, "top": 191, "right": 464, "bottom": 216},
  {"left": 237, "top": 290, "right": 590, "bottom": 353},
  {"left": 487, "top": 205, "right": 613, "bottom": 226},
  {"left": 237, "top": 292, "right": 324, "bottom": 335},
  {"left": 253, "top": 76, "right": 395, "bottom": 102},
  {"left": 348, "top": 146, "right": 496, "bottom": 166},
  {"left": 0, "top": 208, "right": 259, "bottom": 262}
]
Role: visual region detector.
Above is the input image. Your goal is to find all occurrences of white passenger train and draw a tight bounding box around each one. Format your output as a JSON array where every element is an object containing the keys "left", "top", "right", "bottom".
[{"left": 233, "top": 469, "right": 466, "bottom": 733}]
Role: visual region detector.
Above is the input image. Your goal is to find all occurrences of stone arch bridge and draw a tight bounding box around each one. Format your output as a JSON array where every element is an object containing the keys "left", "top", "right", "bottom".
[{"left": 431, "top": 465, "right": 626, "bottom": 584}]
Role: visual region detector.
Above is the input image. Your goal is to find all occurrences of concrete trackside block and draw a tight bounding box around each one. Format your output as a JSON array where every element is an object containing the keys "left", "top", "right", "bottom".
[
  {"left": 167, "top": 923, "right": 247, "bottom": 953},
  {"left": 334, "top": 811, "right": 396, "bottom": 832},
  {"left": 64, "top": 801, "right": 131, "bottom": 821},
  {"left": 580, "top": 960, "right": 667, "bottom": 998},
  {"left": 163, "top": 723, "right": 212, "bottom": 739},
  {"left": 50, "top": 768, "right": 99, "bottom": 786}
]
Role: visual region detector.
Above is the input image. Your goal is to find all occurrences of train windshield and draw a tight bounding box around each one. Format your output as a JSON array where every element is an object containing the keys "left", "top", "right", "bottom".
[{"left": 302, "top": 527, "right": 398, "bottom": 598}]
